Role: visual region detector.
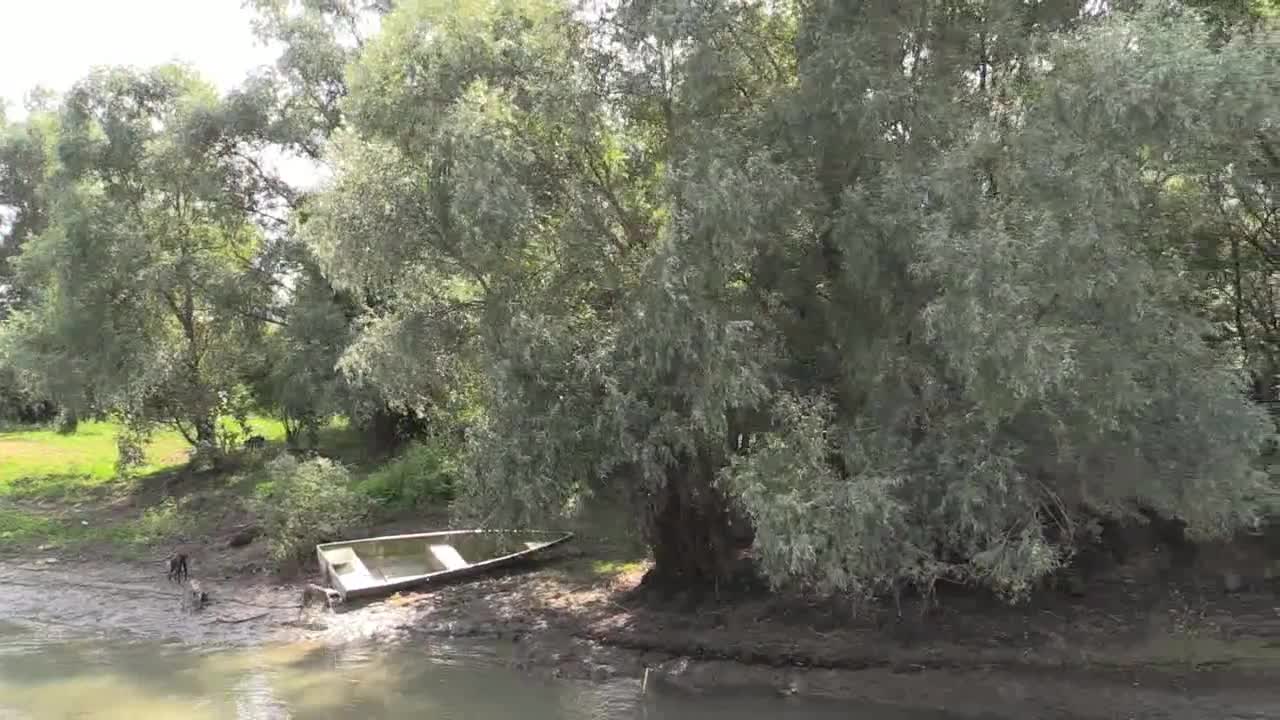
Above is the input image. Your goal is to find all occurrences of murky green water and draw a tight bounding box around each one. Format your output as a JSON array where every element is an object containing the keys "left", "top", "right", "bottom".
[{"left": 0, "top": 619, "right": 975, "bottom": 720}]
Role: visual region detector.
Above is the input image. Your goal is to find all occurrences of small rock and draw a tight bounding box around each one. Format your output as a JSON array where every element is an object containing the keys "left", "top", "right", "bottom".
[
  {"left": 779, "top": 674, "right": 806, "bottom": 696},
  {"left": 43, "top": 558, "right": 58, "bottom": 565},
  {"left": 658, "top": 657, "right": 691, "bottom": 679},
  {"left": 1223, "top": 572, "right": 1245, "bottom": 594}
]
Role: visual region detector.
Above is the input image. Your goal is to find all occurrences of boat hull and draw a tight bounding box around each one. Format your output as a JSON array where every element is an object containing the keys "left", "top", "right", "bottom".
[{"left": 316, "top": 529, "right": 573, "bottom": 601}]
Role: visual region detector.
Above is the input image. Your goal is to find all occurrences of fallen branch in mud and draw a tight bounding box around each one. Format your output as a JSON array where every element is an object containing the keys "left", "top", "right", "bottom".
[
  {"left": 215, "top": 596, "right": 302, "bottom": 611},
  {"left": 211, "top": 612, "right": 269, "bottom": 624},
  {"left": 2, "top": 566, "right": 301, "bottom": 610},
  {"left": 5, "top": 565, "right": 158, "bottom": 583},
  {"left": 0, "top": 576, "right": 183, "bottom": 599}
]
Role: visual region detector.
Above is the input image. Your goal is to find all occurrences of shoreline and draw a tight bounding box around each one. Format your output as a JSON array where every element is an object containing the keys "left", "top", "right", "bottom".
[{"left": 5, "top": 549, "right": 1280, "bottom": 719}]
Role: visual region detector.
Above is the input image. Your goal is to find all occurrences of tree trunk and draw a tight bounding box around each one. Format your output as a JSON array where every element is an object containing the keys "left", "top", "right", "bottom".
[
  {"left": 363, "top": 405, "right": 428, "bottom": 458},
  {"left": 283, "top": 416, "right": 300, "bottom": 448},
  {"left": 194, "top": 415, "right": 217, "bottom": 447},
  {"left": 191, "top": 414, "right": 221, "bottom": 468},
  {"left": 641, "top": 449, "right": 745, "bottom": 595}
]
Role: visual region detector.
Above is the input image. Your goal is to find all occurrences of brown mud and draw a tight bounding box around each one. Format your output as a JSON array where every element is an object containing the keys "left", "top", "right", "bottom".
[{"left": 4, "top": 538, "right": 1280, "bottom": 720}]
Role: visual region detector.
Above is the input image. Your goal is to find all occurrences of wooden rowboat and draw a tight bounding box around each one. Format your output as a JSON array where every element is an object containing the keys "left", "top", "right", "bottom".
[{"left": 315, "top": 529, "right": 574, "bottom": 601}]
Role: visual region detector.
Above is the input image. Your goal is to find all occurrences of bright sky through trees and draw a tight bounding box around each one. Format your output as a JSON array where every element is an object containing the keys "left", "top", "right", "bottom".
[{"left": 0, "top": 0, "right": 273, "bottom": 117}]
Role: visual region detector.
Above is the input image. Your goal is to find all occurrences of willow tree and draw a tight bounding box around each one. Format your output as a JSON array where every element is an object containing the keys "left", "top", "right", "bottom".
[
  {"left": 308, "top": 0, "right": 1277, "bottom": 597},
  {"left": 0, "top": 108, "right": 56, "bottom": 310},
  {"left": 246, "top": 0, "right": 476, "bottom": 453},
  {"left": 2, "top": 67, "right": 277, "bottom": 459},
  {"left": 1166, "top": 3, "right": 1280, "bottom": 403},
  {"left": 705, "top": 2, "right": 1275, "bottom": 599},
  {"left": 301, "top": 0, "right": 641, "bottom": 447},
  {"left": 543, "top": 0, "right": 1274, "bottom": 595},
  {"left": 0, "top": 107, "right": 60, "bottom": 423}
]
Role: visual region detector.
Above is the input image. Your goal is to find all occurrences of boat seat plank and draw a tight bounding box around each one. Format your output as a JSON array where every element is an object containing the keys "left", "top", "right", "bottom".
[
  {"left": 320, "top": 546, "right": 381, "bottom": 591},
  {"left": 429, "top": 544, "right": 469, "bottom": 571}
]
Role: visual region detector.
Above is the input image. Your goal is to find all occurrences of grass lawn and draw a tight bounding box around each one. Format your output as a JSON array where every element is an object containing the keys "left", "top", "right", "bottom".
[
  {"left": 0, "top": 417, "right": 286, "bottom": 500},
  {"left": 0, "top": 416, "right": 288, "bottom": 553},
  {"left": 0, "top": 500, "right": 183, "bottom": 556}
]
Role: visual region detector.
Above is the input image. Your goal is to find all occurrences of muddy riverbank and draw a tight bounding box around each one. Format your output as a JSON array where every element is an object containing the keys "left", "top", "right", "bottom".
[{"left": 4, "top": 547, "right": 1280, "bottom": 720}]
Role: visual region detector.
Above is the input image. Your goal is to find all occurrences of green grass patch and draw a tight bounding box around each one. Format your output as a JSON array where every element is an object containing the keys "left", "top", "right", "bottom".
[
  {"left": 354, "top": 440, "right": 457, "bottom": 510},
  {"left": 0, "top": 417, "right": 286, "bottom": 500},
  {"left": 0, "top": 416, "right": 367, "bottom": 558},
  {"left": 0, "top": 498, "right": 185, "bottom": 554},
  {"left": 589, "top": 559, "right": 649, "bottom": 577},
  {"left": 0, "top": 508, "right": 63, "bottom": 545},
  {"left": 220, "top": 415, "right": 288, "bottom": 443},
  {"left": 101, "top": 497, "right": 183, "bottom": 546}
]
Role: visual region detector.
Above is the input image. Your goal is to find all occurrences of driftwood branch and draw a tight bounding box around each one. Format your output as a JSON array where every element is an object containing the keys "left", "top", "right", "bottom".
[{"left": 212, "top": 612, "right": 269, "bottom": 624}]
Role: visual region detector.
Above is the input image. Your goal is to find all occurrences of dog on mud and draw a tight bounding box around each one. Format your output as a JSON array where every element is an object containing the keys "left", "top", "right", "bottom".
[
  {"left": 183, "top": 579, "right": 209, "bottom": 613},
  {"left": 300, "top": 583, "right": 341, "bottom": 615},
  {"left": 166, "top": 552, "right": 189, "bottom": 583}
]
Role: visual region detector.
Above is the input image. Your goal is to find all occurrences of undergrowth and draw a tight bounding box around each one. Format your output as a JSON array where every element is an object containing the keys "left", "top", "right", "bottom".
[
  {"left": 355, "top": 440, "right": 458, "bottom": 510},
  {"left": 253, "top": 453, "right": 369, "bottom": 569}
]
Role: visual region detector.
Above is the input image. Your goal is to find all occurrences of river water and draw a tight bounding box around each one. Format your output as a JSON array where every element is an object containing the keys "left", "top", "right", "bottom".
[{"left": 0, "top": 618, "right": 980, "bottom": 720}]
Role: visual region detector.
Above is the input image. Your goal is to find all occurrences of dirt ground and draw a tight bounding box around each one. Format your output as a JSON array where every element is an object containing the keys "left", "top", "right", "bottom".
[{"left": 4, "top": 531, "right": 1280, "bottom": 720}]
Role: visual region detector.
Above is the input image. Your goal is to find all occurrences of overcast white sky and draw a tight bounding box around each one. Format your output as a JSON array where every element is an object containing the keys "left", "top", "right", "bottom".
[{"left": 0, "top": 0, "right": 274, "bottom": 117}]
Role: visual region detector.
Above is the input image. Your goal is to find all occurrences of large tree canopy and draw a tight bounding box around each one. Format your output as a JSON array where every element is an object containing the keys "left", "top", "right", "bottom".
[
  {"left": 0, "top": 106, "right": 58, "bottom": 317},
  {"left": 463, "top": 0, "right": 1279, "bottom": 596},
  {"left": 1, "top": 67, "right": 279, "bottom": 452},
  {"left": 1, "top": 0, "right": 1276, "bottom": 602}
]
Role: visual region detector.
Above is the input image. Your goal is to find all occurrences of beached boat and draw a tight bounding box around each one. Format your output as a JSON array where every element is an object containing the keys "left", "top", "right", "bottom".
[{"left": 315, "top": 529, "right": 574, "bottom": 601}]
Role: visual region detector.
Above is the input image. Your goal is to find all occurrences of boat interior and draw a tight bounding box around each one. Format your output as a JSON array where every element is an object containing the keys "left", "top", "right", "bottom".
[{"left": 319, "top": 532, "right": 561, "bottom": 595}]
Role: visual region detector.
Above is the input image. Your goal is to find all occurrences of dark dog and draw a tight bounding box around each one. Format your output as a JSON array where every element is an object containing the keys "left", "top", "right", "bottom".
[
  {"left": 244, "top": 435, "right": 266, "bottom": 451},
  {"left": 167, "top": 552, "right": 188, "bottom": 583}
]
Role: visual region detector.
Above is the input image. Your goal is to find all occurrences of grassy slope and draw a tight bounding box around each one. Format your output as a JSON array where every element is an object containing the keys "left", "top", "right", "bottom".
[
  {"left": 0, "top": 417, "right": 286, "bottom": 552},
  {"left": 0, "top": 417, "right": 286, "bottom": 498},
  {"left": 0, "top": 415, "right": 650, "bottom": 578}
]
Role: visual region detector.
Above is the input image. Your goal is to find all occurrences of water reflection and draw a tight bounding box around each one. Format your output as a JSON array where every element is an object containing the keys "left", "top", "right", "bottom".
[{"left": 0, "top": 619, "right": 969, "bottom": 719}]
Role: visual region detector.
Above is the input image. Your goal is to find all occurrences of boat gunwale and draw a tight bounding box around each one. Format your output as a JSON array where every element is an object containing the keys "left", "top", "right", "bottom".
[
  {"left": 316, "top": 529, "right": 575, "bottom": 600},
  {"left": 316, "top": 528, "right": 572, "bottom": 551}
]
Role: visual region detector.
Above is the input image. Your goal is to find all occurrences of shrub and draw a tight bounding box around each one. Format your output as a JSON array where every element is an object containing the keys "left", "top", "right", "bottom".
[
  {"left": 253, "top": 453, "right": 369, "bottom": 569},
  {"left": 114, "top": 420, "right": 152, "bottom": 477},
  {"left": 356, "top": 440, "right": 458, "bottom": 510}
]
